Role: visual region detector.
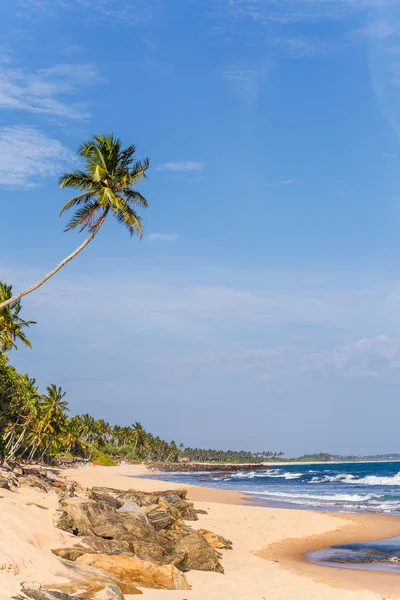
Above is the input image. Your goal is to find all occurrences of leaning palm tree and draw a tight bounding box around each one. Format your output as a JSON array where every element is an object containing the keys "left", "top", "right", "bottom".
[
  {"left": 0, "top": 134, "right": 149, "bottom": 310},
  {"left": 0, "top": 282, "right": 36, "bottom": 352}
]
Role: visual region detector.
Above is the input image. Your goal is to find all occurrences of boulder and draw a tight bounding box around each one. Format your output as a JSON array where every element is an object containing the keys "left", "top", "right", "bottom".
[
  {"left": 142, "top": 504, "right": 172, "bottom": 530},
  {"left": 21, "top": 582, "right": 82, "bottom": 600},
  {"left": 55, "top": 498, "right": 155, "bottom": 541},
  {"left": 0, "top": 468, "right": 19, "bottom": 489},
  {"left": 2, "top": 459, "right": 23, "bottom": 475},
  {"left": 76, "top": 554, "right": 191, "bottom": 590},
  {"left": 174, "top": 532, "right": 224, "bottom": 573},
  {"left": 44, "top": 582, "right": 136, "bottom": 599},
  {"left": 160, "top": 518, "right": 195, "bottom": 542},
  {"left": 198, "top": 529, "right": 233, "bottom": 550},
  {"left": 20, "top": 474, "right": 50, "bottom": 492},
  {"left": 118, "top": 501, "right": 145, "bottom": 516},
  {"left": 87, "top": 489, "right": 123, "bottom": 510},
  {"left": 52, "top": 536, "right": 133, "bottom": 561}
]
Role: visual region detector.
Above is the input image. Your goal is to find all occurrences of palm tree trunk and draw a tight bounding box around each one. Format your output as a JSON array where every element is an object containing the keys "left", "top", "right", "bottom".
[{"left": 0, "top": 213, "right": 107, "bottom": 310}]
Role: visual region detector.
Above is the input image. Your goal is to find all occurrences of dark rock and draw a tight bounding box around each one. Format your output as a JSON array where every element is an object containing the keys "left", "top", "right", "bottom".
[
  {"left": 87, "top": 489, "right": 122, "bottom": 510},
  {"left": 142, "top": 504, "right": 172, "bottom": 530},
  {"left": 174, "top": 532, "right": 224, "bottom": 573}
]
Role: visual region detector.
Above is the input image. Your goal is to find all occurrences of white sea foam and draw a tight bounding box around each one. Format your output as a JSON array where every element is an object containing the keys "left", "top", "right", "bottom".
[
  {"left": 231, "top": 470, "right": 302, "bottom": 480},
  {"left": 310, "top": 471, "right": 400, "bottom": 486},
  {"left": 246, "top": 490, "right": 382, "bottom": 502}
]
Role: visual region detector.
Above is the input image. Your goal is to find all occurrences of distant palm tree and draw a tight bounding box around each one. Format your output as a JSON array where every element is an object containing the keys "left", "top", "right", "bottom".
[
  {"left": 0, "top": 134, "right": 149, "bottom": 310},
  {"left": 0, "top": 282, "right": 36, "bottom": 352}
]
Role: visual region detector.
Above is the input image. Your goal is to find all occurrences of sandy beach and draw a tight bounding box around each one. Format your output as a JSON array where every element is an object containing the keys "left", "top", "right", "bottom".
[{"left": 1, "top": 464, "right": 400, "bottom": 600}]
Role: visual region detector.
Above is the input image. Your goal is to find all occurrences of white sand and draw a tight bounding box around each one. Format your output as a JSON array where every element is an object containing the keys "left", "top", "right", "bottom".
[{"left": 0, "top": 464, "right": 398, "bottom": 600}]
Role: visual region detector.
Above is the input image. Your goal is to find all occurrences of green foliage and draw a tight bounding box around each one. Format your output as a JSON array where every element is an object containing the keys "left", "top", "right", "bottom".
[
  {"left": 90, "top": 448, "right": 117, "bottom": 467},
  {"left": 181, "top": 448, "right": 285, "bottom": 464},
  {"left": 0, "top": 282, "right": 35, "bottom": 353},
  {"left": 59, "top": 134, "right": 149, "bottom": 237}
]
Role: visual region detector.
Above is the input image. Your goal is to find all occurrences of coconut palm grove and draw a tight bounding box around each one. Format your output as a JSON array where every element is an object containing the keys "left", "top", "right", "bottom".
[{"left": 0, "top": 134, "right": 279, "bottom": 466}]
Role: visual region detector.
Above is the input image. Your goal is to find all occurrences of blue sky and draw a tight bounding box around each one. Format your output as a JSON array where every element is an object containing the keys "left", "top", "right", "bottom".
[{"left": 2, "top": 0, "right": 400, "bottom": 456}]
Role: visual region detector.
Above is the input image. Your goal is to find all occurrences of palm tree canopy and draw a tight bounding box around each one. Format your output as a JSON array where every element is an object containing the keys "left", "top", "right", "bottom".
[
  {"left": 59, "top": 134, "right": 149, "bottom": 236},
  {"left": 0, "top": 282, "right": 36, "bottom": 352}
]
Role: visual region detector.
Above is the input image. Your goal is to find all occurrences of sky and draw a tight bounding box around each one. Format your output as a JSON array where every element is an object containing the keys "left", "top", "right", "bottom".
[{"left": 2, "top": 0, "right": 400, "bottom": 456}]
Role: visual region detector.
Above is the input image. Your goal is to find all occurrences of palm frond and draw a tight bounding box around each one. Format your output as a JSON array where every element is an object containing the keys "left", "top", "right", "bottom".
[
  {"left": 115, "top": 204, "right": 143, "bottom": 238},
  {"left": 123, "top": 189, "right": 149, "bottom": 208},
  {"left": 59, "top": 192, "right": 97, "bottom": 216},
  {"left": 64, "top": 200, "right": 101, "bottom": 232},
  {"left": 59, "top": 171, "right": 95, "bottom": 190},
  {"left": 130, "top": 158, "right": 150, "bottom": 181}
]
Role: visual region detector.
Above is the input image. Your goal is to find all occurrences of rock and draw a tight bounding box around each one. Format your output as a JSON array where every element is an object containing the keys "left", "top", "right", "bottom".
[
  {"left": 195, "top": 509, "right": 208, "bottom": 515},
  {"left": 173, "top": 499, "right": 198, "bottom": 521},
  {"left": 125, "top": 538, "right": 172, "bottom": 563},
  {"left": 76, "top": 554, "right": 191, "bottom": 590},
  {"left": 198, "top": 529, "right": 233, "bottom": 550},
  {"left": 118, "top": 501, "right": 145, "bottom": 516},
  {"left": 174, "top": 532, "right": 224, "bottom": 573},
  {"left": 389, "top": 556, "right": 400, "bottom": 563},
  {"left": 20, "top": 474, "right": 50, "bottom": 492},
  {"left": 142, "top": 504, "right": 172, "bottom": 530},
  {"left": 0, "top": 468, "right": 19, "bottom": 489},
  {"left": 45, "top": 473, "right": 67, "bottom": 489},
  {"left": 52, "top": 536, "right": 133, "bottom": 561},
  {"left": 55, "top": 498, "right": 155, "bottom": 541},
  {"left": 21, "top": 582, "right": 82, "bottom": 599},
  {"left": 2, "top": 459, "right": 23, "bottom": 475},
  {"left": 161, "top": 518, "right": 195, "bottom": 542},
  {"left": 44, "top": 582, "right": 135, "bottom": 599},
  {"left": 52, "top": 547, "right": 87, "bottom": 562},
  {"left": 88, "top": 489, "right": 123, "bottom": 510}
]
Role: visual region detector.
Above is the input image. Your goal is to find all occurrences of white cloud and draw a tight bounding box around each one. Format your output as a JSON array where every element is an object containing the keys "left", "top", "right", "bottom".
[
  {"left": 156, "top": 161, "right": 204, "bottom": 172},
  {"left": 0, "top": 60, "right": 101, "bottom": 119},
  {"left": 0, "top": 126, "right": 71, "bottom": 188},
  {"left": 148, "top": 233, "right": 179, "bottom": 242},
  {"left": 263, "top": 179, "right": 295, "bottom": 187}
]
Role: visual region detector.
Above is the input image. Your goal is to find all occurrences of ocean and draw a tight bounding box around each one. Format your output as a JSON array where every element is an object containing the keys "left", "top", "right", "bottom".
[
  {"left": 144, "top": 461, "right": 400, "bottom": 571},
  {"left": 146, "top": 461, "right": 400, "bottom": 514}
]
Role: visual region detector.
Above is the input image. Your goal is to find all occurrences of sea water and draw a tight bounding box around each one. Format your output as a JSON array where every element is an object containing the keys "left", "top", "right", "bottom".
[{"left": 143, "top": 461, "right": 400, "bottom": 572}]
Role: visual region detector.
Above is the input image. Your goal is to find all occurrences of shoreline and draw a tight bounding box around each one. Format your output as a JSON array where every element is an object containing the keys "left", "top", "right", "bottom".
[
  {"left": 2, "top": 464, "right": 400, "bottom": 599},
  {"left": 260, "top": 512, "right": 400, "bottom": 598},
  {"left": 64, "top": 465, "right": 400, "bottom": 598}
]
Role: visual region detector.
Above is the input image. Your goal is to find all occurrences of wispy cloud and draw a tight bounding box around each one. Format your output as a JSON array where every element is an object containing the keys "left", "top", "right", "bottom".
[
  {"left": 0, "top": 60, "right": 101, "bottom": 119},
  {"left": 8, "top": 0, "right": 158, "bottom": 26},
  {"left": 263, "top": 179, "right": 295, "bottom": 187},
  {"left": 148, "top": 233, "right": 179, "bottom": 242},
  {"left": 156, "top": 161, "right": 204, "bottom": 172},
  {"left": 222, "top": 66, "right": 266, "bottom": 96},
  {"left": 0, "top": 126, "right": 71, "bottom": 188}
]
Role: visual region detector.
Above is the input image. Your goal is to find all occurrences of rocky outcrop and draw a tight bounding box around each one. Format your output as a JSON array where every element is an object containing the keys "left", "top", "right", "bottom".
[
  {"left": 76, "top": 554, "right": 191, "bottom": 590},
  {"left": 55, "top": 498, "right": 155, "bottom": 541},
  {"left": 174, "top": 532, "right": 224, "bottom": 573},
  {"left": 198, "top": 529, "right": 233, "bottom": 550}
]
